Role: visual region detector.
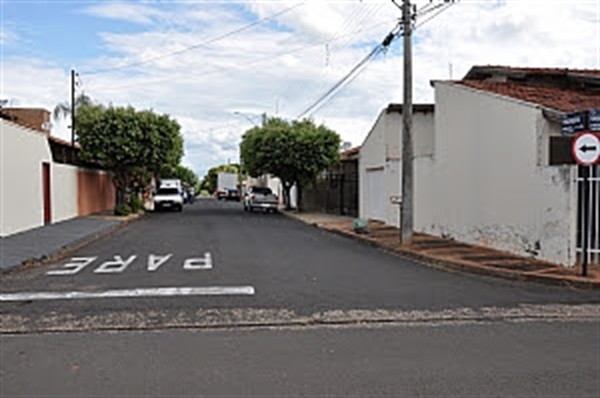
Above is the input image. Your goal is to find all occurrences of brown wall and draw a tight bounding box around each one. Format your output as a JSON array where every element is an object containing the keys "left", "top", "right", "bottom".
[
  {"left": 77, "top": 169, "right": 116, "bottom": 216},
  {"left": 1, "top": 108, "right": 51, "bottom": 133}
]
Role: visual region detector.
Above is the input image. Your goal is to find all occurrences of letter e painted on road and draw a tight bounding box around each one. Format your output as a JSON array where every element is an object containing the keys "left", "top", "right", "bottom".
[
  {"left": 94, "top": 255, "right": 137, "bottom": 274},
  {"left": 46, "top": 257, "right": 97, "bottom": 276},
  {"left": 183, "top": 253, "right": 212, "bottom": 270},
  {"left": 147, "top": 254, "right": 173, "bottom": 272}
]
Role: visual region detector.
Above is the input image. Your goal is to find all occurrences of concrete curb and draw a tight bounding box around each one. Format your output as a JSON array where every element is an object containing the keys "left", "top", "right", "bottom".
[
  {"left": 282, "top": 212, "right": 600, "bottom": 290},
  {"left": 2, "top": 212, "right": 144, "bottom": 274}
]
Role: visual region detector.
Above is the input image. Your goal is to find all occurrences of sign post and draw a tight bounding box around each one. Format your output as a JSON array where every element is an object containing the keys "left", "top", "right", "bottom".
[
  {"left": 390, "top": 195, "right": 402, "bottom": 242},
  {"left": 572, "top": 132, "right": 600, "bottom": 277}
]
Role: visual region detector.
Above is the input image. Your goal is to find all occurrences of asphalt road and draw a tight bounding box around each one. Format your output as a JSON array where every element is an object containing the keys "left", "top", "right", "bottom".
[
  {"left": 2, "top": 321, "right": 599, "bottom": 397},
  {"left": 1, "top": 198, "right": 599, "bottom": 396}
]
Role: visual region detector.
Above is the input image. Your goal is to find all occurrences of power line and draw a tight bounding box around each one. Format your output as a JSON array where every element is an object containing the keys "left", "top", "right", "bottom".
[
  {"left": 87, "top": 17, "right": 398, "bottom": 94},
  {"left": 414, "top": 1, "right": 457, "bottom": 30},
  {"left": 297, "top": 24, "right": 401, "bottom": 119},
  {"left": 296, "top": 0, "right": 457, "bottom": 120},
  {"left": 281, "top": 2, "right": 388, "bottom": 111},
  {"left": 81, "top": 2, "right": 305, "bottom": 76}
]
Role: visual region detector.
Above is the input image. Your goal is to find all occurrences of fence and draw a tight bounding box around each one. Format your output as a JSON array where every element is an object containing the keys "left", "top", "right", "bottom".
[
  {"left": 302, "top": 173, "right": 358, "bottom": 217},
  {"left": 576, "top": 165, "right": 600, "bottom": 265}
]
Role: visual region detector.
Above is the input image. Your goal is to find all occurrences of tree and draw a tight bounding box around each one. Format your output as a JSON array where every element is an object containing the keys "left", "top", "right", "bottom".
[
  {"left": 53, "top": 92, "right": 94, "bottom": 121},
  {"left": 76, "top": 104, "right": 183, "bottom": 205},
  {"left": 167, "top": 165, "right": 199, "bottom": 188},
  {"left": 240, "top": 117, "right": 340, "bottom": 210}
]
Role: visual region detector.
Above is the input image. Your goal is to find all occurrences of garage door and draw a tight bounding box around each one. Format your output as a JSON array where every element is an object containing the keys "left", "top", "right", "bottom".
[{"left": 365, "top": 169, "right": 385, "bottom": 221}]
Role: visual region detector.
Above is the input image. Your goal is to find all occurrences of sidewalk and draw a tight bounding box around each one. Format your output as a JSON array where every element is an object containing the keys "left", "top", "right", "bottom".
[
  {"left": 0, "top": 213, "right": 142, "bottom": 272},
  {"left": 285, "top": 211, "right": 600, "bottom": 290}
]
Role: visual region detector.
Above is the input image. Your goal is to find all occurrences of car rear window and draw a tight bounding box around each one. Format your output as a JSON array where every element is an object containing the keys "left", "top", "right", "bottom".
[
  {"left": 157, "top": 188, "right": 180, "bottom": 195},
  {"left": 252, "top": 187, "right": 272, "bottom": 195}
]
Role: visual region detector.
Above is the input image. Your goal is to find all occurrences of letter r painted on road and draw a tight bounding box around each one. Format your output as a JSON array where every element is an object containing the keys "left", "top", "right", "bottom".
[
  {"left": 46, "top": 257, "right": 97, "bottom": 276},
  {"left": 94, "top": 255, "right": 137, "bottom": 274},
  {"left": 183, "top": 252, "right": 213, "bottom": 270}
]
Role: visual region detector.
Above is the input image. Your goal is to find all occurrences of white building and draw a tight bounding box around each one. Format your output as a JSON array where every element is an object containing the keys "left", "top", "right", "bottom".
[
  {"left": 359, "top": 104, "right": 434, "bottom": 227},
  {"left": 360, "top": 66, "right": 599, "bottom": 267},
  {"left": 1, "top": 109, "right": 116, "bottom": 237}
]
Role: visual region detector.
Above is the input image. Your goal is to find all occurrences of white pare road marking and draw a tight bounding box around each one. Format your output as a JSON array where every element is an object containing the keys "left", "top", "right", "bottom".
[
  {"left": 46, "top": 253, "right": 214, "bottom": 276},
  {"left": 46, "top": 257, "right": 97, "bottom": 276},
  {"left": 147, "top": 254, "right": 173, "bottom": 272},
  {"left": 183, "top": 252, "right": 212, "bottom": 270},
  {"left": 94, "top": 255, "right": 137, "bottom": 274},
  {"left": 0, "top": 286, "right": 256, "bottom": 302}
]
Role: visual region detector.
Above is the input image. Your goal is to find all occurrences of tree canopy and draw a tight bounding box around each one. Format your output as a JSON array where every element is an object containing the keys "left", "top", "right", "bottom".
[
  {"left": 76, "top": 104, "right": 184, "bottom": 203},
  {"left": 167, "top": 165, "right": 199, "bottom": 189},
  {"left": 240, "top": 117, "right": 340, "bottom": 209}
]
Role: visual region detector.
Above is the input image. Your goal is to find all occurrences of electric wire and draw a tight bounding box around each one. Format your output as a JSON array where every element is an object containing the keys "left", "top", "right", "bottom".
[{"left": 81, "top": 2, "right": 305, "bottom": 75}]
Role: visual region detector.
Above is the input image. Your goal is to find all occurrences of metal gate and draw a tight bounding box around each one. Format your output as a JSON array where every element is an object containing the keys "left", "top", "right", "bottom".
[{"left": 576, "top": 165, "right": 600, "bottom": 265}]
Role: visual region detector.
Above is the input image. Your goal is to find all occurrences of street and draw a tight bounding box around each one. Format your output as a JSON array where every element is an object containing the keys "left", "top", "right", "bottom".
[{"left": 2, "top": 199, "right": 600, "bottom": 396}]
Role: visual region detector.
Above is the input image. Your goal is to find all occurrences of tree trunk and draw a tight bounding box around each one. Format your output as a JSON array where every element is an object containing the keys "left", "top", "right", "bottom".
[
  {"left": 296, "top": 182, "right": 303, "bottom": 213},
  {"left": 113, "top": 170, "right": 129, "bottom": 206}
]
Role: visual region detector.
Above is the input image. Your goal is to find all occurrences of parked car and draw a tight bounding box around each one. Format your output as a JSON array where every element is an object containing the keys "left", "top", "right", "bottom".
[
  {"left": 216, "top": 188, "right": 240, "bottom": 201},
  {"left": 154, "top": 186, "right": 183, "bottom": 212},
  {"left": 244, "top": 186, "right": 279, "bottom": 213}
]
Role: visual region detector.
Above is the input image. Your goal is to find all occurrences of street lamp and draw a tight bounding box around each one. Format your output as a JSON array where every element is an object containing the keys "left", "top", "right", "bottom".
[{"left": 233, "top": 111, "right": 258, "bottom": 127}]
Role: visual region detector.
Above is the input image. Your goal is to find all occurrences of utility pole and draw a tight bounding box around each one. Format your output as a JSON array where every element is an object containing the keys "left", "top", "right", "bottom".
[
  {"left": 70, "top": 69, "right": 76, "bottom": 147},
  {"left": 400, "top": 0, "right": 414, "bottom": 244}
]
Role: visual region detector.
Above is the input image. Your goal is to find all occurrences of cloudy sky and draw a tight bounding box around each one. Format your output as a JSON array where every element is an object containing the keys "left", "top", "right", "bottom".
[{"left": 2, "top": 0, "right": 599, "bottom": 178}]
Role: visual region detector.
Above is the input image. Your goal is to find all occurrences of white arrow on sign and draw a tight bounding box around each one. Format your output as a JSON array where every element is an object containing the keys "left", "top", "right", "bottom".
[{"left": 572, "top": 132, "right": 600, "bottom": 166}]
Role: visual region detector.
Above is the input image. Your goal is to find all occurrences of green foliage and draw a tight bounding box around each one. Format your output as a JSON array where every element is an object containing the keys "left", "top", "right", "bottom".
[
  {"left": 53, "top": 93, "right": 94, "bottom": 121},
  {"left": 114, "top": 203, "right": 132, "bottom": 216},
  {"left": 128, "top": 195, "right": 144, "bottom": 213},
  {"left": 200, "top": 163, "right": 240, "bottom": 194},
  {"left": 77, "top": 104, "right": 184, "bottom": 204},
  {"left": 163, "top": 165, "right": 199, "bottom": 188},
  {"left": 239, "top": 117, "right": 340, "bottom": 209}
]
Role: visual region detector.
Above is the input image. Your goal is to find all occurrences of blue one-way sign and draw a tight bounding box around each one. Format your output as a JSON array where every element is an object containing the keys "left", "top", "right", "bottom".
[
  {"left": 561, "top": 112, "right": 586, "bottom": 135},
  {"left": 589, "top": 109, "right": 600, "bottom": 132}
]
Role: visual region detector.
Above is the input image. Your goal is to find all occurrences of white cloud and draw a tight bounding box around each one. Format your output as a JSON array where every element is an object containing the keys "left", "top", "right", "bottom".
[
  {"left": 81, "top": 2, "right": 169, "bottom": 25},
  {"left": 3, "top": 0, "right": 599, "bottom": 178}
]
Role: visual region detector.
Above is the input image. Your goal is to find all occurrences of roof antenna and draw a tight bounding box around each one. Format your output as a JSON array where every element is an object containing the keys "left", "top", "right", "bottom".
[{"left": 449, "top": 62, "right": 453, "bottom": 79}]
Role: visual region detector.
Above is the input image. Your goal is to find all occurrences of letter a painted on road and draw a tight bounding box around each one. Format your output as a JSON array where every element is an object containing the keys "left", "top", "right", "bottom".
[
  {"left": 183, "top": 253, "right": 213, "bottom": 270},
  {"left": 147, "top": 254, "right": 173, "bottom": 272},
  {"left": 94, "top": 255, "right": 137, "bottom": 274}
]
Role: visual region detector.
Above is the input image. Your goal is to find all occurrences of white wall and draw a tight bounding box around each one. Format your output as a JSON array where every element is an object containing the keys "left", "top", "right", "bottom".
[
  {"left": 359, "top": 110, "right": 386, "bottom": 220},
  {"left": 359, "top": 106, "right": 435, "bottom": 226},
  {"left": 418, "top": 82, "right": 575, "bottom": 265},
  {"left": 0, "top": 120, "right": 52, "bottom": 237},
  {"left": 51, "top": 163, "right": 78, "bottom": 223}
]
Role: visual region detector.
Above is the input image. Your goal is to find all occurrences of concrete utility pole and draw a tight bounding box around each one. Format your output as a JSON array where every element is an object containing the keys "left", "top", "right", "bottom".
[
  {"left": 71, "top": 69, "right": 76, "bottom": 147},
  {"left": 400, "top": 0, "right": 414, "bottom": 244}
]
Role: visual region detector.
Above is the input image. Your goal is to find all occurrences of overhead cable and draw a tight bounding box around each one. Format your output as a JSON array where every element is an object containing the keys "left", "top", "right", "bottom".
[{"left": 81, "top": 2, "right": 305, "bottom": 75}]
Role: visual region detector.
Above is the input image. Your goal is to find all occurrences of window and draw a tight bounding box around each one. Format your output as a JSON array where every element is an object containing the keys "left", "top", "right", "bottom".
[
  {"left": 157, "top": 188, "right": 180, "bottom": 195},
  {"left": 549, "top": 136, "right": 575, "bottom": 166}
]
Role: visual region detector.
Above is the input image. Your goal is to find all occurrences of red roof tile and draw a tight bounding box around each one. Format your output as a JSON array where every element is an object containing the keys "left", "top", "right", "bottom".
[
  {"left": 467, "top": 65, "right": 600, "bottom": 77},
  {"left": 456, "top": 80, "right": 600, "bottom": 113}
]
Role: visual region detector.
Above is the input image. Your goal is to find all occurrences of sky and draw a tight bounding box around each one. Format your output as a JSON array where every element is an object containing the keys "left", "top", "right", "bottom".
[{"left": 2, "top": 0, "right": 599, "bottom": 179}]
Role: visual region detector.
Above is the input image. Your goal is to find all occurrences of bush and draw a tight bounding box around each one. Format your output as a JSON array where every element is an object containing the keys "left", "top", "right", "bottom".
[
  {"left": 129, "top": 195, "right": 144, "bottom": 213},
  {"left": 114, "top": 203, "right": 132, "bottom": 216}
]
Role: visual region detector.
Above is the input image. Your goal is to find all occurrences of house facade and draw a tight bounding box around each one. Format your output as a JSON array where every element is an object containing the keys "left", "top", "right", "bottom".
[
  {"left": 359, "top": 103, "right": 434, "bottom": 227},
  {"left": 419, "top": 66, "right": 599, "bottom": 266},
  {"left": 361, "top": 66, "right": 599, "bottom": 267},
  {"left": 0, "top": 109, "right": 116, "bottom": 237}
]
